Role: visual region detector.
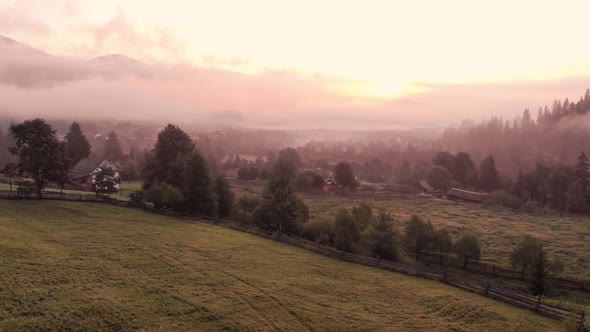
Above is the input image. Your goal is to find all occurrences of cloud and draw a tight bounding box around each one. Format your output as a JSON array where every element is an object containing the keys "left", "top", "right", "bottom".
[{"left": 0, "top": 0, "right": 53, "bottom": 36}]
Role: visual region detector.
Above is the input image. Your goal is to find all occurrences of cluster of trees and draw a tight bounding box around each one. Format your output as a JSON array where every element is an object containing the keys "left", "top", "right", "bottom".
[
  {"left": 427, "top": 151, "right": 500, "bottom": 193},
  {"left": 1, "top": 119, "right": 118, "bottom": 197},
  {"left": 441, "top": 89, "right": 590, "bottom": 176}
]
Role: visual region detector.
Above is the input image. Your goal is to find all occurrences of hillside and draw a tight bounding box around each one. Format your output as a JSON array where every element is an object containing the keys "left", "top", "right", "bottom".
[{"left": 0, "top": 200, "right": 562, "bottom": 331}]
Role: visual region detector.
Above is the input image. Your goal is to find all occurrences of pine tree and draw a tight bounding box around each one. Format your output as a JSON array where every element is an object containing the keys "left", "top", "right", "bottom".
[
  {"left": 64, "top": 122, "right": 91, "bottom": 165},
  {"left": 478, "top": 156, "right": 500, "bottom": 192},
  {"left": 575, "top": 151, "right": 590, "bottom": 194},
  {"left": 103, "top": 131, "right": 124, "bottom": 162}
]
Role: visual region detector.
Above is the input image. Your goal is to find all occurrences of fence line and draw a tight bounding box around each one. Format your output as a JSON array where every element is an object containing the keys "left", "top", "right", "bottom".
[{"left": 0, "top": 190, "right": 586, "bottom": 328}]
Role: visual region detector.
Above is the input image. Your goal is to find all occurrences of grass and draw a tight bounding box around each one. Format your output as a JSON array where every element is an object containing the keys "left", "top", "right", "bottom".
[
  {"left": 297, "top": 192, "right": 590, "bottom": 280},
  {"left": 0, "top": 200, "right": 561, "bottom": 331}
]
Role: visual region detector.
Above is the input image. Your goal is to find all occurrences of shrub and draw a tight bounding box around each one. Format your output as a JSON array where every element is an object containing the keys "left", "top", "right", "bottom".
[
  {"left": 16, "top": 180, "right": 36, "bottom": 197},
  {"left": 300, "top": 217, "right": 333, "bottom": 243},
  {"left": 489, "top": 190, "right": 524, "bottom": 210}
]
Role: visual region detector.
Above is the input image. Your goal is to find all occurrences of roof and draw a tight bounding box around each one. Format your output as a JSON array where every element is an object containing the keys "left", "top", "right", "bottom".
[
  {"left": 68, "top": 159, "right": 120, "bottom": 179},
  {"left": 419, "top": 180, "right": 434, "bottom": 192},
  {"left": 446, "top": 188, "right": 489, "bottom": 202}
]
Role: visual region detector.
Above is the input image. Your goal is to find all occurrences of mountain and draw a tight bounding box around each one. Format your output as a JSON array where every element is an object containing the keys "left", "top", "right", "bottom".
[{"left": 0, "top": 34, "right": 49, "bottom": 57}]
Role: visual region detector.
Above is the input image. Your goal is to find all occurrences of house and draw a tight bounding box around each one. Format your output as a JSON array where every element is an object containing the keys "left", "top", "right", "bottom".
[
  {"left": 446, "top": 188, "right": 489, "bottom": 203},
  {"left": 69, "top": 159, "right": 121, "bottom": 190},
  {"left": 323, "top": 178, "right": 337, "bottom": 192}
]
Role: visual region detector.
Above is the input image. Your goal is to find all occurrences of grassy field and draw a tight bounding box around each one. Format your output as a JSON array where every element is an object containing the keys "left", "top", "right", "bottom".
[
  {"left": 301, "top": 194, "right": 590, "bottom": 279},
  {"left": 0, "top": 200, "right": 561, "bottom": 331}
]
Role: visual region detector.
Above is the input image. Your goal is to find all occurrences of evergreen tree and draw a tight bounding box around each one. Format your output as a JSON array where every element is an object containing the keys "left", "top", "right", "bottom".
[
  {"left": 183, "top": 150, "right": 216, "bottom": 216},
  {"left": 454, "top": 152, "right": 476, "bottom": 187},
  {"left": 214, "top": 176, "right": 234, "bottom": 219},
  {"left": 146, "top": 124, "right": 195, "bottom": 188},
  {"left": 64, "top": 122, "right": 91, "bottom": 165},
  {"left": 9, "top": 119, "right": 68, "bottom": 198},
  {"left": 254, "top": 159, "right": 308, "bottom": 234},
  {"left": 103, "top": 131, "right": 124, "bottom": 162},
  {"left": 478, "top": 156, "right": 500, "bottom": 192},
  {"left": 575, "top": 151, "right": 590, "bottom": 194}
]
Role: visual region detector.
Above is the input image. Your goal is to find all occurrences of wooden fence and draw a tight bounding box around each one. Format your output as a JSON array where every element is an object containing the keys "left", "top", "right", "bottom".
[
  {"left": 0, "top": 190, "right": 586, "bottom": 330},
  {"left": 413, "top": 251, "right": 590, "bottom": 291}
]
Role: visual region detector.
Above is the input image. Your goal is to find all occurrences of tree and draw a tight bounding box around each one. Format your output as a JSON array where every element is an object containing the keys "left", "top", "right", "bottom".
[
  {"left": 1, "top": 162, "right": 18, "bottom": 191},
  {"left": 214, "top": 176, "right": 234, "bottom": 219},
  {"left": 478, "top": 156, "right": 500, "bottom": 192},
  {"left": 509, "top": 235, "right": 542, "bottom": 278},
  {"left": 403, "top": 215, "right": 434, "bottom": 259},
  {"left": 64, "top": 122, "right": 91, "bottom": 165},
  {"left": 9, "top": 119, "right": 68, "bottom": 198},
  {"left": 428, "top": 166, "right": 453, "bottom": 192},
  {"left": 311, "top": 175, "right": 325, "bottom": 188},
  {"left": 433, "top": 228, "right": 453, "bottom": 264},
  {"left": 255, "top": 159, "right": 308, "bottom": 234},
  {"left": 530, "top": 244, "right": 548, "bottom": 295},
  {"left": 432, "top": 151, "right": 456, "bottom": 178},
  {"left": 145, "top": 124, "right": 195, "bottom": 188},
  {"left": 93, "top": 167, "right": 120, "bottom": 197},
  {"left": 368, "top": 211, "right": 399, "bottom": 261},
  {"left": 454, "top": 152, "right": 477, "bottom": 187},
  {"left": 333, "top": 162, "right": 358, "bottom": 188},
  {"left": 103, "top": 131, "right": 124, "bottom": 162},
  {"left": 453, "top": 233, "right": 481, "bottom": 269},
  {"left": 183, "top": 150, "right": 216, "bottom": 216},
  {"left": 351, "top": 202, "right": 373, "bottom": 230},
  {"left": 575, "top": 151, "right": 590, "bottom": 194},
  {"left": 333, "top": 209, "right": 359, "bottom": 252},
  {"left": 277, "top": 147, "right": 302, "bottom": 170}
]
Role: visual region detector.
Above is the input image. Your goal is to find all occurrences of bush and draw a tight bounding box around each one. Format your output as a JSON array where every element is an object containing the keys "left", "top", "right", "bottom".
[
  {"left": 129, "top": 189, "right": 144, "bottom": 204},
  {"left": 16, "top": 180, "right": 36, "bottom": 197},
  {"left": 300, "top": 217, "right": 333, "bottom": 243},
  {"left": 520, "top": 200, "right": 539, "bottom": 213},
  {"left": 232, "top": 195, "right": 260, "bottom": 225}
]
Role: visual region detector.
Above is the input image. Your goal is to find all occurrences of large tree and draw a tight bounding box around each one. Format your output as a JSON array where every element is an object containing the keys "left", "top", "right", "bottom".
[
  {"left": 277, "top": 147, "right": 302, "bottom": 170},
  {"left": 9, "top": 119, "right": 68, "bottom": 198},
  {"left": 64, "top": 122, "right": 91, "bottom": 165},
  {"left": 575, "top": 151, "right": 589, "bottom": 194},
  {"left": 255, "top": 159, "right": 308, "bottom": 234},
  {"left": 454, "top": 152, "right": 477, "bottom": 187},
  {"left": 478, "top": 155, "right": 500, "bottom": 192},
  {"left": 145, "top": 124, "right": 195, "bottom": 188},
  {"left": 93, "top": 167, "right": 120, "bottom": 198},
  {"left": 103, "top": 131, "right": 124, "bottom": 162},
  {"left": 183, "top": 150, "right": 216, "bottom": 216},
  {"left": 214, "top": 176, "right": 234, "bottom": 219},
  {"left": 333, "top": 162, "right": 358, "bottom": 188}
]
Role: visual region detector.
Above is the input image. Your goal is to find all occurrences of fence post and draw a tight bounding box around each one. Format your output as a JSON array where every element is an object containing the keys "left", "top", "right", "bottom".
[
  {"left": 578, "top": 311, "right": 585, "bottom": 332},
  {"left": 535, "top": 295, "right": 542, "bottom": 312},
  {"left": 484, "top": 279, "right": 490, "bottom": 296}
]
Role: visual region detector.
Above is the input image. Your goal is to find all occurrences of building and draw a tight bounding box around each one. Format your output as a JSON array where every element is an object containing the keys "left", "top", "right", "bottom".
[
  {"left": 69, "top": 159, "right": 121, "bottom": 190},
  {"left": 323, "top": 178, "right": 337, "bottom": 192},
  {"left": 446, "top": 188, "right": 489, "bottom": 203},
  {"left": 223, "top": 168, "right": 240, "bottom": 180}
]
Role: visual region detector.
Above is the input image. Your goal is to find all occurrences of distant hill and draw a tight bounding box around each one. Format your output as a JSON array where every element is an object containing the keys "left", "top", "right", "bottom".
[{"left": 0, "top": 34, "right": 49, "bottom": 57}]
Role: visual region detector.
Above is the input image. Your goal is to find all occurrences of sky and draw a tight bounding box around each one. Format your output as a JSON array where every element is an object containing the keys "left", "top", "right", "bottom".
[{"left": 1, "top": 0, "right": 590, "bottom": 128}]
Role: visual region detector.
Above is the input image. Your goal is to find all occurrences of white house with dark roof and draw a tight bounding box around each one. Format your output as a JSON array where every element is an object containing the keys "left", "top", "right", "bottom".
[{"left": 68, "top": 159, "right": 121, "bottom": 190}]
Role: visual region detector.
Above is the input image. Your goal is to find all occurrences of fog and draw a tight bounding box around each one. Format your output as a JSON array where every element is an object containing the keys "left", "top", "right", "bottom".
[{"left": 1, "top": 34, "right": 589, "bottom": 130}]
